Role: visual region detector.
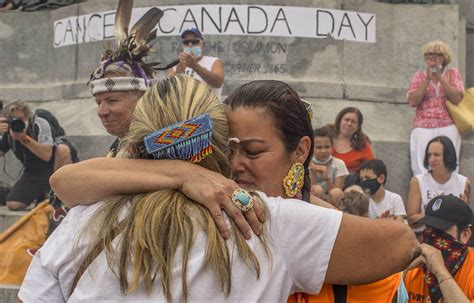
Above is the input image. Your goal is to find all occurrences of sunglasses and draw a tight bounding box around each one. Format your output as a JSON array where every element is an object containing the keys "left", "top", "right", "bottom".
[
  {"left": 182, "top": 39, "right": 201, "bottom": 46},
  {"left": 424, "top": 52, "right": 443, "bottom": 57}
]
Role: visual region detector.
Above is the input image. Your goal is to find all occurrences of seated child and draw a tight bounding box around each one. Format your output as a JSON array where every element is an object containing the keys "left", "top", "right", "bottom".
[
  {"left": 310, "top": 127, "right": 349, "bottom": 206},
  {"left": 359, "top": 159, "right": 407, "bottom": 222}
]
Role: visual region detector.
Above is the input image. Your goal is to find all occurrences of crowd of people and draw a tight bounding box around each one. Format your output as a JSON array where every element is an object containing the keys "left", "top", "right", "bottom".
[{"left": 0, "top": 1, "right": 472, "bottom": 301}]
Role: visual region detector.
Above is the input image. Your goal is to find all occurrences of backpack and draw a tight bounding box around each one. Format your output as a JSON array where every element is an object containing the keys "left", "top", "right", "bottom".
[
  {"left": 0, "top": 182, "right": 11, "bottom": 205},
  {"left": 29, "top": 109, "right": 66, "bottom": 139}
]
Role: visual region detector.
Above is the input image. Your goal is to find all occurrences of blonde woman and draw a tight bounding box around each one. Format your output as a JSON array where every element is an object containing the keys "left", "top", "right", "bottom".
[
  {"left": 407, "top": 40, "right": 464, "bottom": 176},
  {"left": 20, "top": 77, "right": 419, "bottom": 302}
]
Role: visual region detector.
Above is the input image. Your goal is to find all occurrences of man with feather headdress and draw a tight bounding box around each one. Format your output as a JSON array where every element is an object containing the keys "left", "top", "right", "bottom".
[{"left": 87, "top": 1, "right": 174, "bottom": 155}]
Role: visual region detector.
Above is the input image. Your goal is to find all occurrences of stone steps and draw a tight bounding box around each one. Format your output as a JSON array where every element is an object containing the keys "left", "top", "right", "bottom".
[
  {"left": 0, "top": 208, "right": 31, "bottom": 303},
  {"left": 0, "top": 207, "right": 29, "bottom": 233},
  {"left": 0, "top": 284, "right": 20, "bottom": 303}
]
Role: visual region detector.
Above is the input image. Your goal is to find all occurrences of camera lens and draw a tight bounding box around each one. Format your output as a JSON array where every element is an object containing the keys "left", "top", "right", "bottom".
[{"left": 10, "top": 118, "right": 26, "bottom": 132}]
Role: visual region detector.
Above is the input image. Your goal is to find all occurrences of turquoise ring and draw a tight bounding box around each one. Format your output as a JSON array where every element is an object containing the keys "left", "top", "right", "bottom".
[{"left": 231, "top": 188, "right": 254, "bottom": 212}]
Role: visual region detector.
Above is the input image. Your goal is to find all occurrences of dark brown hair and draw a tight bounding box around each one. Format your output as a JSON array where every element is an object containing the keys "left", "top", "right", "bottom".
[
  {"left": 225, "top": 80, "right": 314, "bottom": 202},
  {"left": 424, "top": 136, "right": 457, "bottom": 172},
  {"left": 314, "top": 127, "right": 335, "bottom": 144},
  {"left": 334, "top": 107, "right": 370, "bottom": 150}
]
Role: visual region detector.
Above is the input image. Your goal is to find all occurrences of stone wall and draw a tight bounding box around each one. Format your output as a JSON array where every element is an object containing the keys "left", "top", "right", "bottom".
[
  {"left": 0, "top": 0, "right": 472, "bottom": 203},
  {"left": 454, "top": 0, "right": 474, "bottom": 87},
  {"left": 0, "top": 0, "right": 466, "bottom": 102}
]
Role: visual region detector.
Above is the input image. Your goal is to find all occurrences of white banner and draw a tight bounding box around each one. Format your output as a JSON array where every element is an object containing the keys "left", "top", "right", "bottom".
[{"left": 53, "top": 5, "right": 376, "bottom": 48}]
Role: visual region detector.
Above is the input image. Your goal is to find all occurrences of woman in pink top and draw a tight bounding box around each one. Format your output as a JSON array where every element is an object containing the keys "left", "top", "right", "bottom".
[{"left": 407, "top": 40, "right": 464, "bottom": 176}]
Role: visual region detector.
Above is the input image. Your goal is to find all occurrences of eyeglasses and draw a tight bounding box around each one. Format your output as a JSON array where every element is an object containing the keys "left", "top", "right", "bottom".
[
  {"left": 182, "top": 39, "right": 201, "bottom": 46},
  {"left": 424, "top": 52, "right": 443, "bottom": 57}
]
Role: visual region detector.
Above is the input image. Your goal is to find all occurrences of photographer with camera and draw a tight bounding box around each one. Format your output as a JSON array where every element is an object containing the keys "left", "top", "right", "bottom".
[{"left": 0, "top": 101, "right": 78, "bottom": 211}]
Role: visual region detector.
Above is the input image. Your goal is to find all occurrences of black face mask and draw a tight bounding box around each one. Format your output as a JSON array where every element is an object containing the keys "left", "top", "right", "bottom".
[{"left": 360, "top": 178, "right": 382, "bottom": 195}]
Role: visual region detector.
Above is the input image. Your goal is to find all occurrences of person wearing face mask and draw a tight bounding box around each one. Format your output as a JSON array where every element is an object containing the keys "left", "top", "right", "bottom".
[
  {"left": 405, "top": 195, "right": 474, "bottom": 302},
  {"left": 359, "top": 159, "right": 406, "bottom": 222},
  {"left": 407, "top": 40, "right": 464, "bottom": 176},
  {"left": 167, "top": 28, "right": 224, "bottom": 99},
  {"left": 310, "top": 127, "right": 349, "bottom": 206}
]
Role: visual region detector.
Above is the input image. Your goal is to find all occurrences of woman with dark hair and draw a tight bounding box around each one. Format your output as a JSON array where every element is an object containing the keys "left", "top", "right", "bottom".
[
  {"left": 225, "top": 80, "right": 314, "bottom": 201},
  {"left": 332, "top": 107, "right": 374, "bottom": 173},
  {"left": 38, "top": 79, "right": 419, "bottom": 301},
  {"left": 407, "top": 135, "right": 470, "bottom": 236}
]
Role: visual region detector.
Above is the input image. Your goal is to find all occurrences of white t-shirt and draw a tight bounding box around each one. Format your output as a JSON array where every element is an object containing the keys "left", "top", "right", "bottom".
[
  {"left": 19, "top": 192, "right": 342, "bottom": 303},
  {"left": 413, "top": 172, "right": 467, "bottom": 232},
  {"left": 34, "top": 116, "right": 55, "bottom": 145},
  {"left": 313, "top": 157, "right": 349, "bottom": 193},
  {"left": 368, "top": 190, "right": 407, "bottom": 219},
  {"left": 416, "top": 172, "right": 467, "bottom": 211},
  {"left": 176, "top": 56, "right": 223, "bottom": 100}
]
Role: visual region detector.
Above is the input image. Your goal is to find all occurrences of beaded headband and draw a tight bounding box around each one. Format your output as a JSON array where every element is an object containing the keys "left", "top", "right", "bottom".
[
  {"left": 90, "top": 77, "right": 148, "bottom": 95},
  {"left": 88, "top": 0, "right": 178, "bottom": 95},
  {"left": 144, "top": 113, "right": 213, "bottom": 163}
]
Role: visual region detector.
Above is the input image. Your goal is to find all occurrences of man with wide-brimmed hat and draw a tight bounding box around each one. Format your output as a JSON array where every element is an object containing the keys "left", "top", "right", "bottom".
[{"left": 405, "top": 195, "right": 474, "bottom": 302}]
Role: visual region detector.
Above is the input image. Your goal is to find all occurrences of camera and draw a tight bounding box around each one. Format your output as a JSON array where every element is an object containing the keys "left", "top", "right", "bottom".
[
  {"left": 8, "top": 117, "right": 26, "bottom": 132},
  {"left": 430, "top": 67, "right": 437, "bottom": 74}
]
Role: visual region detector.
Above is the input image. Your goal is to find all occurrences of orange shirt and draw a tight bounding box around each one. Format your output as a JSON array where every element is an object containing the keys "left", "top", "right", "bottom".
[
  {"left": 404, "top": 249, "right": 474, "bottom": 302},
  {"left": 332, "top": 144, "right": 374, "bottom": 173},
  {"left": 288, "top": 273, "right": 401, "bottom": 303}
]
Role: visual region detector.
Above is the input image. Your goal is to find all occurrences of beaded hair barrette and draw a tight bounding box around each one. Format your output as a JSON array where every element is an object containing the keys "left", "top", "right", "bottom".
[{"left": 144, "top": 113, "right": 213, "bottom": 163}]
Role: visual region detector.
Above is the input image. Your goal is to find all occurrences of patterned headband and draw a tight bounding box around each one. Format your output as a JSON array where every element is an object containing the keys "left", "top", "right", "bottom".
[
  {"left": 144, "top": 113, "right": 213, "bottom": 163},
  {"left": 89, "top": 77, "right": 148, "bottom": 95}
]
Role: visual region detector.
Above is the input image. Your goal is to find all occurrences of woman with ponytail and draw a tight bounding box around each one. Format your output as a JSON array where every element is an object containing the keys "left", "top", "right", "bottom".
[{"left": 25, "top": 77, "right": 420, "bottom": 302}]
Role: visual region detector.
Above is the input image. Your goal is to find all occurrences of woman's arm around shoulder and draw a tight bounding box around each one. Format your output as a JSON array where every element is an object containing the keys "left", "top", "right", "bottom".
[
  {"left": 50, "top": 157, "right": 265, "bottom": 240},
  {"left": 325, "top": 214, "right": 420, "bottom": 285}
]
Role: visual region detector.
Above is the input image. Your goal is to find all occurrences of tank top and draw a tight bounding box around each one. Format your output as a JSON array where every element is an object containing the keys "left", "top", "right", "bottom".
[
  {"left": 177, "top": 56, "right": 223, "bottom": 100},
  {"left": 414, "top": 172, "right": 467, "bottom": 232}
]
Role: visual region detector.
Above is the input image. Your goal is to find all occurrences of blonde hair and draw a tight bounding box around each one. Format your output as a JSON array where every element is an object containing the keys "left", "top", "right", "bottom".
[
  {"left": 2, "top": 100, "right": 33, "bottom": 120},
  {"left": 422, "top": 40, "right": 453, "bottom": 67},
  {"left": 81, "top": 75, "right": 265, "bottom": 301}
]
